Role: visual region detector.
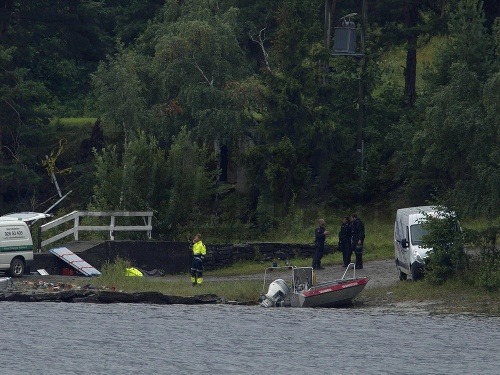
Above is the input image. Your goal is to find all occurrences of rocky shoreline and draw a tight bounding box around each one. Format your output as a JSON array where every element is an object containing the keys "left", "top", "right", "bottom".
[
  {"left": 0, "top": 277, "right": 224, "bottom": 305},
  {"left": 0, "top": 259, "right": 396, "bottom": 306},
  {"left": 2, "top": 259, "right": 498, "bottom": 315},
  {"left": 0, "top": 288, "right": 222, "bottom": 305}
]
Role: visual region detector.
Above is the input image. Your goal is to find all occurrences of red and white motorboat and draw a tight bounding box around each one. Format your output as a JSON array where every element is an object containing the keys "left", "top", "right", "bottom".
[{"left": 260, "top": 264, "right": 369, "bottom": 308}]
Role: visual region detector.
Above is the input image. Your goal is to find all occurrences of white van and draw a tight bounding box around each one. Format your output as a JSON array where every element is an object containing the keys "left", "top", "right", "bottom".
[
  {"left": 0, "top": 212, "right": 51, "bottom": 277},
  {"left": 394, "top": 206, "right": 439, "bottom": 281}
]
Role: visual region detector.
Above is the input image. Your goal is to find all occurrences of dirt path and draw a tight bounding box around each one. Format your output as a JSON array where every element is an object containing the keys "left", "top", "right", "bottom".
[
  {"left": 7, "top": 259, "right": 399, "bottom": 291},
  {"left": 88, "top": 259, "right": 399, "bottom": 295},
  {"left": 199, "top": 259, "right": 398, "bottom": 288}
]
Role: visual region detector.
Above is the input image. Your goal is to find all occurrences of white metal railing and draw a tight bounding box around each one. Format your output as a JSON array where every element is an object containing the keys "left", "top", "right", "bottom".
[{"left": 37, "top": 210, "right": 153, "bottom": 251}]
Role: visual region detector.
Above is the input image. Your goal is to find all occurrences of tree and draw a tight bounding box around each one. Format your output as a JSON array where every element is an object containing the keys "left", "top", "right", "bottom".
[
  {"left": 91, "top": 131, "right": 175, "bottom": 235},
  {"left": 104, "top": 0, "right": 165, "bottom": 46},
  {"left": 429, "top": 0, "right": 493, "bottom": 86},
  {"left": 145, "top": 0, "right": 253, "bottom": 145},
  {"left": 0, "top": 45, "right": 49, "bottom": 212},
  {"left": 91, "top": 45, "right": 149, "bottom": 148},
  {"left": 159, "top": 127, "right": 215, "bottom": 238},
  {"left": 422, "top": 206, "right": 467, "bottom": 284},
  {"left": 0, "top": 1, "right": 119, "bottom": 114},
  {"left": 405, "top": 0, "right": 499, "bottom": 215},
  {"left": 370, "top": 0, "right": 450, "bottom": 108}
]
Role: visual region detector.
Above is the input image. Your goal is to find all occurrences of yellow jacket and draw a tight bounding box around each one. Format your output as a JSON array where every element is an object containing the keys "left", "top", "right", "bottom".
[
  {"left": 125, "top": 267, "right": 143, "bottom": 276},
  {"left": 192, "top": 241, "right": 206, "bottom": 256}
]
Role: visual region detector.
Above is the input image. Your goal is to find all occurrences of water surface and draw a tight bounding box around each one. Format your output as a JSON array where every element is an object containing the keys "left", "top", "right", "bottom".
[{"left": 0, "top": 303, "right": 498, "bottom": 374}]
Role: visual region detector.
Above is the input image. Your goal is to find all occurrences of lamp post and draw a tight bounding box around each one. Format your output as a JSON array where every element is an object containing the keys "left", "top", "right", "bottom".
[{"left": 331, "top": 2, "right": 367, "bottom": 178}]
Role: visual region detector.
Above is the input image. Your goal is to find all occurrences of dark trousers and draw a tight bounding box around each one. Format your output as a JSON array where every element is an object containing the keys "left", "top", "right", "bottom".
[
  {"left": 353, "top": 244, "right": 363, "bottom": 268},
  {"left": 191, "top": 256, "right": 203, "bottom": 280},
  {"left": 312, "top": 242, "right": 324, "bottom": 269},
  {"left": 340, "top": 241, "right": 352, "bottom": 266}
]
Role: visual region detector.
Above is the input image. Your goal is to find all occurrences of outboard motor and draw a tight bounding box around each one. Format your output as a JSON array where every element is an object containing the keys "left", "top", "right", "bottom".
[{"left": 260, "top": 279, "right": 290, "bottom": 307}]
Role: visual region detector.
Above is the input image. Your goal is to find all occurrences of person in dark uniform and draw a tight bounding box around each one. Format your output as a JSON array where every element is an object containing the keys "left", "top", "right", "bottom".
[
  {"left": 312, "top": 219, "right": 328, "bottom": 270},
  {"left": 351, "top": 214, "right": 365, "bottom": 269},
  {"left": 338, "top": 216, "right": 352, "bottom": 267}
]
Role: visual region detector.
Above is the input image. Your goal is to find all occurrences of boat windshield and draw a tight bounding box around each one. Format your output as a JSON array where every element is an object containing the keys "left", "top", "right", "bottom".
[{"left": 410, "top": 224, "right": 428, "bottom": 246}]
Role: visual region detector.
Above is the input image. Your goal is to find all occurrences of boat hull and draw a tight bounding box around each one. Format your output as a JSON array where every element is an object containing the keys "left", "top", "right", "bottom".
[{"left": 287, "top": 277, "right": 369, "bottom": 308}]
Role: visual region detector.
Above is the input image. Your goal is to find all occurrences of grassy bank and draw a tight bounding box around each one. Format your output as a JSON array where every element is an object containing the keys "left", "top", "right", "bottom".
[
  {"left": 87, "top": 269, "right": 500, "bottom": 315},
  {"left": 86, "top": 257, "right": 500, "bottom": 315},
  {"left": 91, "top": 259, "right": 263, "bottom": 302},
  {"left": 361, "top": 279, "right": 500, "bottom": 315}
]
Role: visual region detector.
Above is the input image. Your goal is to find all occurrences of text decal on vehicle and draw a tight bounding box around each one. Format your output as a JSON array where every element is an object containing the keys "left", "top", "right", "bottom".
[{"left": 1, "top": 227, "right": 26, "bottom": 241}]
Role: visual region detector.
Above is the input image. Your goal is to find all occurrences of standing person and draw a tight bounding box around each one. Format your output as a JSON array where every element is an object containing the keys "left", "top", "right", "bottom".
[
  {"left": 190, "top": 233, "right": 206, "bottom": 286},
  {"left": 351, "top": 214, "right": 365, "bottom": 269},
  {"left": 312, "top": 219, "right": 328, "bottom": 270},
  {"left": 338, "top": 216, "right": 352, "bottom": 267}
]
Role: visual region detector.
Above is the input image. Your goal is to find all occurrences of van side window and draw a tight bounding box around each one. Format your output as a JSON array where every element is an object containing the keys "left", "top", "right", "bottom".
[{"left": 406, "top": 226, "right": 410, "bottom": 242}]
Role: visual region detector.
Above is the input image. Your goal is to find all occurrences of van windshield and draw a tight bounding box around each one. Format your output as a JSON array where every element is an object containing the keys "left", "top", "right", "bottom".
[{"left": 410, "top": 224, "right": 428, "bottom": 246}]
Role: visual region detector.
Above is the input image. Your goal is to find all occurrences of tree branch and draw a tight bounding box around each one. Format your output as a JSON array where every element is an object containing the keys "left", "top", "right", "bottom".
[
  {"left": 249, "top": 27, "right": 272, "bottom": 73},
  {"left": 194, "top": 61, "right": 214, "bottom": 86}
]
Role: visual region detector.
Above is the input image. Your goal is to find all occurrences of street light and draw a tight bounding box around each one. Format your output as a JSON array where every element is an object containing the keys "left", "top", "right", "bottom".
[{"left": 331, "top": 9, "right": 367, "bottom": 178}]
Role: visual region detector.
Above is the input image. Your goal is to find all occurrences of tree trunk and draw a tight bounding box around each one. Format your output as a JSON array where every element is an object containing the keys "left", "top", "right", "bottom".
[
  {"left": 324, "top": 0, "right": 338, "bottom": 49},
  {"left": 357, "top": 0, "right": 367, "bottom": 164},
  {"left": 404, "top": 0, "right": 418, "bottom": 108},
  {"left": 323, "top": 0, "right": 337, "bottom": 84},
  {"left": 0, "top": 0, "right": 14, "bottom": 40}
]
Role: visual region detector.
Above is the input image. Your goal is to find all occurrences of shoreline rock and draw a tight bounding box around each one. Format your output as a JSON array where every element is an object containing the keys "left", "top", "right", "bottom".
[{"left": 0, "top": 289, "right": 221, "bottom": 305}]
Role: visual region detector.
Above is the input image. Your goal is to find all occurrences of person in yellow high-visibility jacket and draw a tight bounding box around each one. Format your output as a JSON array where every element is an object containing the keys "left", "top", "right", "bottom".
[{"left": 191, "top": 233, "right": 207, "bottom": 286}]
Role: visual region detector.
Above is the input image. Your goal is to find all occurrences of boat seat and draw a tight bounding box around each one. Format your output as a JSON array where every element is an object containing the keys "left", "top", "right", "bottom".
[{"left": 292, "top": 267, "right": 313, "bottom": 291}]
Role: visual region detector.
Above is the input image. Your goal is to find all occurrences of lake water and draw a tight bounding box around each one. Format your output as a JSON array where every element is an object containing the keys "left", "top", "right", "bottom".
[{"left": 0, "top": 303, "right": 498, "bottom": 374}]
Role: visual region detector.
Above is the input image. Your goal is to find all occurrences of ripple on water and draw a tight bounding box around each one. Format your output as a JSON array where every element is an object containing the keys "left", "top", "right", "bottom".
[{"left": 0, "top": 303, "right": 499, "bottom": 375}]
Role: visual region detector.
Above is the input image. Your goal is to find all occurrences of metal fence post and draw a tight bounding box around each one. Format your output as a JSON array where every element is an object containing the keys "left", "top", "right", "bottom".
[{"left": 110, "top": 215, "right": 115, "bottom": 240}]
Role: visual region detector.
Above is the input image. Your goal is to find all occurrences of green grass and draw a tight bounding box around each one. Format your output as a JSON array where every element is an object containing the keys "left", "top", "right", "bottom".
[
  {"left": 50, "top": 117, "right": 98, "bottom": 128},
  {"left": 100, "top": 278, "right": 263, "bottom": 303},
  {"left": 244, "top": 207, "right": 395, "bottom": 255},
  {"left": 373, "top": 35, "right": 443, "bottom": 98},
  {"left": 363, "top": 278, "right": 500, "bottom": 315},
  {"left": 90, "top": 258, "right": 262, "bottom": 301}
]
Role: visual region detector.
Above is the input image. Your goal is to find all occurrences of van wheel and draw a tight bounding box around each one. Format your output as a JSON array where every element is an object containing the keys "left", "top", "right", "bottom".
[
  {"left": 411, "top": 266, "right": 422, "bottom": 281},
  {"left": 9, "top": 258, "right": 25, "bottom": 277},
  {"left": 399, "top": 270, "right": 407, "bottom": 281}
]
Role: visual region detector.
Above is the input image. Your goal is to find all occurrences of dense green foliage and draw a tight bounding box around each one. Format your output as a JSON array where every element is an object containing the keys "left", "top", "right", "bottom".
[
  {"left": 1, "top": 1, "right": 499, "bottom": 254},
  {"left": 420, "top": 205, "right": 499, "bottom": 290},
  {"left": 422, "top": 206, "right": 468, "bottom": 284}
]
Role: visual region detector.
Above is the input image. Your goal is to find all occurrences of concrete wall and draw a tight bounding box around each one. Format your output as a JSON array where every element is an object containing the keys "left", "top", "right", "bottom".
[{"left": 34, "top": 241, "right": 333, "bottom": 275}]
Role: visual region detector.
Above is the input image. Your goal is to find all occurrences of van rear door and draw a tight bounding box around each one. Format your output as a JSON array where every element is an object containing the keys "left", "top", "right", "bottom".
[
  {"left": 0, "top": 212, "right": 52, "bottom": 223},
  {"left": 395, "top": 215, "right": 411, "bottom": 273}
]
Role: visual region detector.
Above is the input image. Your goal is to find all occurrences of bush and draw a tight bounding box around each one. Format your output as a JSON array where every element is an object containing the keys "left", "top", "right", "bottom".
[
  {"left": 98, "top": 257, "right": 132, "bottom": 286},
  {"left": 472, "top": 226, "right": 500, "bottom": 291},
  {"left": 423, "top": 207, "right": 468, "bottom": 284}
]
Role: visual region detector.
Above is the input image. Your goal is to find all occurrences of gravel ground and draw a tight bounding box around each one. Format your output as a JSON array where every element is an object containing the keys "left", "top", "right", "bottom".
[
  {"left": 6, "top": 259, "right": 399, "bottom": 292},
  {"left": 3, "top": 259, "right": 403, "bottom": 312},
  {"left": 198, "top": 259, "right": 398, "bottom": 288}
]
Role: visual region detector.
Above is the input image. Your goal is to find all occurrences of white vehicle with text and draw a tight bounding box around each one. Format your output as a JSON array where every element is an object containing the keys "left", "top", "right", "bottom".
[
  {"left": 394, "top": 206, "right": 441, "bottom": 281},
  {"left": 0, "top": 212, "right": 51, "bottom": 277}
]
